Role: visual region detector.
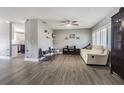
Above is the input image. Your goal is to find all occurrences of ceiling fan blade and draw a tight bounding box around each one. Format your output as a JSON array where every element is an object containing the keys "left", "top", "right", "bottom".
[
  {"left": 72, "top": 21, "right": 77, "bottom": 23},
  {"left": 61, "top": 20, "right": 67, "bottom": 23},
  {"left": 59, "top": 23, "right": 66, "bottom": 26},
  {"left": 60, "top": 20, "right": 79, "bottom": 26},
  {"left": 67, "top": 20, "right": 70, "bottom": 23},
  {"left": 72, "top": 24, "right": 79, "bottom": 26}
]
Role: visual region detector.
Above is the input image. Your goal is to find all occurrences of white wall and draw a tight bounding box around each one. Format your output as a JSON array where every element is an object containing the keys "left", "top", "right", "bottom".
[
  {"left": 25, "top": 19, "right": 38, "bottom": 59},
  {"left": 0, "top": 22, "right": 10, "bottom": 57},
  {"left": 38, "top": 20, "right": 53, "bottom": 51},
  {"left": 53, "top": 29, "right": 91, "bottom": 49},
  {"left": 12, "top": 22, "right": 25, "bottom": 44},
  {"left": 14, "top": 32, "right": 25, "bottom": 44}
]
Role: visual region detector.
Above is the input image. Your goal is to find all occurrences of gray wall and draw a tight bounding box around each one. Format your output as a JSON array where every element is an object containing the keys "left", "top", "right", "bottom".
[
  {"left": 0, "top": 22, "right": 10, "bottom": 57},
  {"left": 53, "top": 29, "right": 91, "bottom": 49}
]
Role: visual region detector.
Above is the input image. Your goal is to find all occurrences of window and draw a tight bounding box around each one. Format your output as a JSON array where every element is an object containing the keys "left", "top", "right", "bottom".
[
  {"left": 92, "top": 24, "right": 111, "bottom": 49},
  {"left": 108, "top": 25, "right": 111, "bottom": 50},
  {"left": 96, "top": 30, "right": 101, "bottom": 45},
  {"left": 92, "top": 31, "right": 96, "bottom": 45},
  {"left": 101, "top": 28, "right": 107, "bottom": 48}
]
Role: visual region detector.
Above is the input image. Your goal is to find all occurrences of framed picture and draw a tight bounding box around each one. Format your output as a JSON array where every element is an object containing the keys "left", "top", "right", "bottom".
[
  {"left": 44, "top": 30, "right": 47, "bottom": 33},
  {"left": 69, "top": 34, "right": 75, "bottom": 39},
  {"left": 76, "top": 37, "right": 80, "bottom": 39},
  {"left": 65, "top": 37, "right": 68, "bottom": 40},
  {"left": 46, "top": 36, "right": 49, "bottom": 38}
]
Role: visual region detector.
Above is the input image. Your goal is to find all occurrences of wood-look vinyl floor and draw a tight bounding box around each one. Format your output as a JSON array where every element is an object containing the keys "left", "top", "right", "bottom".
[{"left": 0, "top": 55, "right": 124, "bottom": 85}]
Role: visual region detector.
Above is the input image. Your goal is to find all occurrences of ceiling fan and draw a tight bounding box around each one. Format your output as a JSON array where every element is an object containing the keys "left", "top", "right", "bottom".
[{"left": 60, "top": 20, "right": 79, "bottom": 26}]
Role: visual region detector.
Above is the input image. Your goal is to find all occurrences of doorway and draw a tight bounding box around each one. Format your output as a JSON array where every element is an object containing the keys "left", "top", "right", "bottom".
[{"left": 10, "top": 22, "right": 25, "bottom": 59}]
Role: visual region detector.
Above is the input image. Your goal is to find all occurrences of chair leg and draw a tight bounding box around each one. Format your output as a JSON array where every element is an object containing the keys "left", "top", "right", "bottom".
[{"left": 111, "top": 69, "right": 113, "bottom": 74}]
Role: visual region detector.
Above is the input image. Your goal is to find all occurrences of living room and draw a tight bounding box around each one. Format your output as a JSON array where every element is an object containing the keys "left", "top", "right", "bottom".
[
  {"left": 23, "top": 7, "right": 117, "bottom": 62},
  {"left": 0, "top": 7, "right": 124, "bottom": 85}
]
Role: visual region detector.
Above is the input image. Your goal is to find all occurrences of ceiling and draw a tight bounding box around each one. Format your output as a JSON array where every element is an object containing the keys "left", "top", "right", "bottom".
[{"left": 0, "top": 7, "right": 118, "bottom": 30}]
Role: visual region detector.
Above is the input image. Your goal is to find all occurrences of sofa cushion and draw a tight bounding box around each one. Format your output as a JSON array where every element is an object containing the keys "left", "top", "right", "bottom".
[
  {"left": 92, "top": 45, "right": 104, "bottom": 54},
  {"left": 93, "top": 45, "right": 104, "bottom": 49}
]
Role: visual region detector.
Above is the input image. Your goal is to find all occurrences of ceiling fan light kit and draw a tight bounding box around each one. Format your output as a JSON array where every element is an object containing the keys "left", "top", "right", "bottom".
[
  {"left": 60, "top": 20, "right": 79, "bottom": 27},
  {"left": 66, "top": 23, "right": 72, "bottom": 27}
]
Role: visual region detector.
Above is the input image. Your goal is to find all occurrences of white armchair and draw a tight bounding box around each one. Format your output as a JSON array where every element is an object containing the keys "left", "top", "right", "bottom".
[{"left": 80, "top": 45, "right": 109, "bottom": 65}]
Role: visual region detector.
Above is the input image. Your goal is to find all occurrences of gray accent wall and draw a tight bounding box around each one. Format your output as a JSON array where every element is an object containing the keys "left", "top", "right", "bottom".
[
  {"left": 53, "top": 29, "right": 91, "bottom": 49},
  {"left": 0, "top": 22, "right": 11, "bottom": 57}
]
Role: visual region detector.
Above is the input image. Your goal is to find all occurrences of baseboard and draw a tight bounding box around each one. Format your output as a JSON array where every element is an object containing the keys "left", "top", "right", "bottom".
[
  {"left": 0, "top": 56, "right": 11, "bottom": 60},
  {"left": 24, "top": 58, "right": 39, "bottom": 62}
]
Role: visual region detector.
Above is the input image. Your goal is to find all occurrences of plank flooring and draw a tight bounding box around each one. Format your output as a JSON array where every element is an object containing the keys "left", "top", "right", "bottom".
[{"left": 0, "top": 55, "right": 124, "bottom": 85}]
